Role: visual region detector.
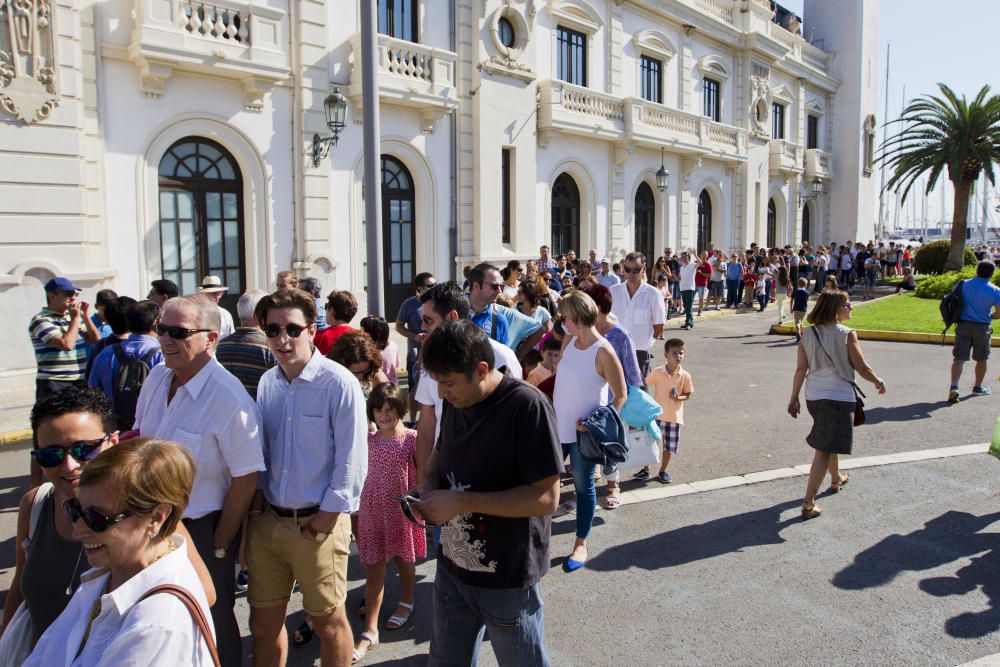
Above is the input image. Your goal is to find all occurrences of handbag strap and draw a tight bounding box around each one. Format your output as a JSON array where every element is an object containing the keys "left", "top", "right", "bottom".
[
  {"left": 137, "top": 584, "right": 221, "bottom": 667},
  {"left": 810, "top": 328, "right": 866, "bottom": 399}
]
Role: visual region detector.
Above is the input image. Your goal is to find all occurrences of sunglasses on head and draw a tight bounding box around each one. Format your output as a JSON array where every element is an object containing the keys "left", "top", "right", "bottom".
[
  {"left": 32, "top": 435, "right": 109, "bottom": 468},
  {"left": 156, "top": 323, "right": 213, "bottom": 340},
  {"left": 63, "top": 497, "right": 135, "bottom": 533},
  {"left": 263, "top": 323, "right": 308, "bottom": 338}
]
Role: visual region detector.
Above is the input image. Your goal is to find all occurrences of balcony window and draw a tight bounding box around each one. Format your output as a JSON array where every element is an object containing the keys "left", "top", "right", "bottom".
[
  {"left": 772, "top": 102, "right": 785, "bottom": 139},
  {"left": 556, "top": 25, "right": 587, "bottom": 87},
  {"left": 807, "top": 114, "right": 819, "bottom": 149},
  {"left": 378, "top": 0, "right": 417, "bottom": 43},
  {"left": 640, "top": 55, "right": 662, "bottom": 104},
  {"left": 703, "top": 77, "right": 720, "bottom": 122}
]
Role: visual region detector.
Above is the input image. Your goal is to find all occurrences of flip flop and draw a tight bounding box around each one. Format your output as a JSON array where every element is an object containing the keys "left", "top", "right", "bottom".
[
  {"left": 385, "top": 602, "right": 414, "bottom": 631},
  {"left": 292, "top": 620, "right": 314, "bottom": 648},
  {"left": 351, "top": 632, "right": 379, "bottom": 664}
]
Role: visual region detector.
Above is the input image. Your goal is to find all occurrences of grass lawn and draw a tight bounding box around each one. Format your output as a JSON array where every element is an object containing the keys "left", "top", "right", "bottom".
[{"left": 847, "top": 292, "right": 1000, "bottom": 336}]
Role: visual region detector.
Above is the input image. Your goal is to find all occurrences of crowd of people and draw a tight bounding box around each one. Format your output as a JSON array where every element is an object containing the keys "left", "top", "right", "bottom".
[{"left": 6, "top": 233, "right": 998, "bottom": 666}]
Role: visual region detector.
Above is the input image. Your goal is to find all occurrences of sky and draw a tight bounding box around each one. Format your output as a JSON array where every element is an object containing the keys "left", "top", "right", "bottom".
[{"left": 783, "top": 0, "right": 1000, "bottom": 232}]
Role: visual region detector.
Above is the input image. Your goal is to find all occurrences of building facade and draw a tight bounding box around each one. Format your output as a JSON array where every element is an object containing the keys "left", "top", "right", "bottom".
[{"left": 0, "top": 0, "right": 877, "bottom": 397}]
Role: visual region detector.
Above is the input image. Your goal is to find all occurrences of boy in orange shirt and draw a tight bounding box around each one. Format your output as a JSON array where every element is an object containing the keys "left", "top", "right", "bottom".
[
  {"left": 527, "top": 337, "right": 562, "bottom": 387},
  {"left": 639, "top": 338, "right": 694, "bottom": 483}
]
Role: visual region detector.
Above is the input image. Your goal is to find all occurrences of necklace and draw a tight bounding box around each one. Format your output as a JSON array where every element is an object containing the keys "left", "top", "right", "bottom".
[
  {"left": 148, "top": 541, "right": 178, "bottom": 567},
  {"left": 66, "top": 547, "right": 84, "bottom": 596}
]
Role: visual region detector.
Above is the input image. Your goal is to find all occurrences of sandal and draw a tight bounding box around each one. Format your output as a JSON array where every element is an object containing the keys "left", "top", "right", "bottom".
[
  {"left": 292, "top": 620, "right": 314, "bottom": 648},
  {"left": 829, "top": 475, "right": 850, "bottom": 493},
  {"left": 801, "top": 503, "right": 822, "bottom": 520},
  {"left": 604, "top": 488, "right": 621, "bottom": 509},
  {"left": 385, "top": 601, "right": 414, "bottom": 630},
  {"left": 352, "top": 632, "right": 379, "bottom": 664}
]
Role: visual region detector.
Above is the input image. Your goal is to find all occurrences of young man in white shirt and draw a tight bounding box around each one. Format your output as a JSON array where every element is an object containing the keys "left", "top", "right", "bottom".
[
  {"left": 609, "top": 252, "right": 666, "bottom": 377},
  {"left": 133, "top": 293, "right": 265, "bottom": 667},
  {"left": 677, "top": 252, "right": 700, "bottom": 330},
  {"left": 248, "top": 289, "right": 368, "bottom": 667}
]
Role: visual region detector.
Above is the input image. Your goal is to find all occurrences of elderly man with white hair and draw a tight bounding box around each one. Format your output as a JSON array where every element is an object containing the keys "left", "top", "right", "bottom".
[
  {"left": 216, "top": 289, "right": 277, "bottom": 399},
  {"left": 134, "top": 293, "right": 266, "bottom": 667},
  {"left": 199, "top": 274, "right": 236, "bottom": 338}
]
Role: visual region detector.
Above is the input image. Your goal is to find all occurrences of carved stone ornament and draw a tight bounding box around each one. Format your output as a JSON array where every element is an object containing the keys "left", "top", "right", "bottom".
[
  {"left": 749, "top": 69, "right": 770, "bottom": 139},
  {"left": 0, "top": 0, "right": 59, "bottom": 122}
]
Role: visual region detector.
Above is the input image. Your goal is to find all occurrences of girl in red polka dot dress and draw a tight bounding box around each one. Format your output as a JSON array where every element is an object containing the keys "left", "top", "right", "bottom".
[{"left": 353, "top": 383, "right": 426, "bottom": 662}]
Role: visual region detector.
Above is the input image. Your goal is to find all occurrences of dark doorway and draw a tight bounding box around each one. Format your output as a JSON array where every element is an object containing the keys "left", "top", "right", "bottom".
[
  {"left": 697, "top": 190, "right": 712, "bottom": 253},
  {"left": 802, "top": 202, "right": 811, "bottom": 244},
  {"left": 767, "top": 198, "right": 777, "bottom": 248},
  {"left": 382, "top": 156, "right": 417, "bottom": 319},
  {"left": 634, "top": 182, "right": 655, "bottom": 260},
  {"left": 551, "top": 173, "right": 581, "bottom": 256}
]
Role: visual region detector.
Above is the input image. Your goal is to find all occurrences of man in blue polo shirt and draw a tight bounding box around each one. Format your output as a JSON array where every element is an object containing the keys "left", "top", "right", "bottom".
[
  {"left": 949, "top": 260, "right": 1000, "bottom": 402},
  {"left": 467, "top": 263, "right": 511, "bottom": 345}
]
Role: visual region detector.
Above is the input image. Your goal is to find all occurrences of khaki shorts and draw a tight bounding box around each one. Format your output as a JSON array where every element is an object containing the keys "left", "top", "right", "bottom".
[
  {"left": 793, "top": 311, "right": 806, "bottom": 324},
  {"left": 953, "top": 321, "right": 992, "bottom": 363},
  {"left": 246, "top": 507, "right": 351, "bottom": 615}
]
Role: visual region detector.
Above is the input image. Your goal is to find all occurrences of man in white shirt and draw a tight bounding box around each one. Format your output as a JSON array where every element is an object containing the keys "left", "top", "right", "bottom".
[
  {"left": 248, "top": 288, "right": 368, "bottom": 667},
  {"left": 610, "top": 252, "right": 666, "bottom": 378},
  {"left": 134, "top": 293, "right": 265, "bottom": 667},
  {"left": 414, "top": 282, "right": 520, "bottom": 476},
  {"left": 677, "top": 252, "right": 700, "bottom": 330},
  {"left": 199, "top": 275, "right": 236, "bottom": 338}
]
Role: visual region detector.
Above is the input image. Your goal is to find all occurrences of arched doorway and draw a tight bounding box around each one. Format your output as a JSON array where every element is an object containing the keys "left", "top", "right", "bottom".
[
  {"left": 381, "top": 156, "right": 417, "bottom": 318},
  {"left": 634, "top": 182, "right": 655, "bottom": 260},
  {"left": 697, "top": 190, "right": 712, "bottom": 253},
  {"left": 551, "top": 173, "right": 580, "bottom": 256},
  {"left": 767, "top": 198, "right": 777, "bottom": 248},
  {"left": 802, "top": 202, "right": 811, "bottom": 244},
  {"left": 157, "top": 138, "right": 244, "bottom": 313}
]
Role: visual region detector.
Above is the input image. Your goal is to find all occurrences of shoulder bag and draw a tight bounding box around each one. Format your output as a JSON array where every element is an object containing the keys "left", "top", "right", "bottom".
[
  {"left": 811, "top": 328, "right": 867, "bottom": 427},
  {"left": 136, "top": 585, "right": 221, "bottom": 667}
]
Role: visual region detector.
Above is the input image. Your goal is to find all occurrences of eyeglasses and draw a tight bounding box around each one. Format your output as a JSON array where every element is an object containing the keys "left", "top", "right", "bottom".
[
  {"left": 32, "top": 435, "right": 110, "bottom": 468},
  {"left": 841, "top": 304, "right": 854, "bottom": 310},
  {"left": 393, "top": 494, "right": 435, "bottom": 529},
  {"left": 156, "top": 323, "right": 213, "bottom": 340},
  {"left": 420, "top": 315, "right": 436, "bottom": 326},
  {"left": 63, "top": 497, "right": 135, "bottom": 533},
  {"left": 263, "top": 323, "right": 308, "bottom": 339},
  {"left": 418, "top": 282, "right": 436, "bottom": 291},
  {"left": 624, "top": 267, "right": 643, "bottom": 274}
]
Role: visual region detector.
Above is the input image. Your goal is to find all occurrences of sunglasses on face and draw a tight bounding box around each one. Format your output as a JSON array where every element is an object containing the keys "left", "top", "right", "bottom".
[
  {"left": 624, "top": 267, "right": 643, "bottom": 274},
  {"left": 393, "top": 494, "right": 436, "bottom": 529},
  {"left": 156, "top": 324, "right": 213, "bottom": 340},
  {"left": 63, "top": 497, "right": 135, "bottom": 533},
  {"left": 263, "top": 323, "right": 308, "bottom": 339},
  {"left": 32, "top": 435, "right": 110, "bottom": 468}
]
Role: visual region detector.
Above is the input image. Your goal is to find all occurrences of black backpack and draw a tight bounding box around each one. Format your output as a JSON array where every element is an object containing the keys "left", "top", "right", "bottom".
[
  {"left": 112, "top": 346, "right": 159, "bottom": 429},
  {"left": 940, "top": 279, "right": 966, "bottom": 336}
]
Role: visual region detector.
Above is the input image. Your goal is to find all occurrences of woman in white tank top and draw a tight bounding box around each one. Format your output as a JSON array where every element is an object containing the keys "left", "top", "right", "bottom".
[{"left": 553, "top": 291, "right": 627, "bottom": 572}]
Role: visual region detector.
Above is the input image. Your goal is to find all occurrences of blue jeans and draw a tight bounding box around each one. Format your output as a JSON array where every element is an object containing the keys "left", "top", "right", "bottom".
[
  {"left": 564, "top": 441, "right": 597, "bottom": 540},
  {"left": 813, "top": 269, "right": 826, "bottom": 293},
  {"left": 429, "top": 565, "right": 551, "bottom": 667}
]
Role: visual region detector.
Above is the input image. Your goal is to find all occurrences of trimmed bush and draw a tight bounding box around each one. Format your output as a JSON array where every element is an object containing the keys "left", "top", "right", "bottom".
[
  {"left": 914, "top": 266, "right": 1000, "bottom": 299},
  {"left": 913, "top": 240, "right": 977, "bottom": 275}
]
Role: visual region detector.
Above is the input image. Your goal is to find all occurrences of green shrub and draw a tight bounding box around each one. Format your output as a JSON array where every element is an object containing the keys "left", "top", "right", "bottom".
[
  {"left": 913, "top": 240, "right": 977, "bottom": 274},
  {"left": 915, "top": 266, "right": 1000, "bottom": 299}
]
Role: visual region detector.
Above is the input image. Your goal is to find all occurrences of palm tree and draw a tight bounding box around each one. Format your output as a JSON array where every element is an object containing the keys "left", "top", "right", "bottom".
[{"left": 880, "top": 84, "right": 1000, "bottom": 270}]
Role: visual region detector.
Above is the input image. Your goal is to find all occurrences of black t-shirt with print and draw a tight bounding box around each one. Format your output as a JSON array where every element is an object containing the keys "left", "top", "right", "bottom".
[{"left": 435, "top": 375, "right": 563, "bottom": 589}]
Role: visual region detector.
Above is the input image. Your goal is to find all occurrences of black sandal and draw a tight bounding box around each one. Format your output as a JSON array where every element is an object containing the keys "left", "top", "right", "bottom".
[{"left": 293, "top": 620, "right": 314, "bottom": 648}]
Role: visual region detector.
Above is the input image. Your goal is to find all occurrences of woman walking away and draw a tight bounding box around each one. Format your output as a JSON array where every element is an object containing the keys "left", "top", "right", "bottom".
[
  {"left": 787, "top": 290, "right": 886, "bottom": 519},
  {"left": 775, "top": 258, "right": 791, "bottom": 324},
  {"left": 553, "top": 291, "right": 627, "bottom": 571},
  {"left": 353, "top": 384, "right": 425, "bottom": 663}
]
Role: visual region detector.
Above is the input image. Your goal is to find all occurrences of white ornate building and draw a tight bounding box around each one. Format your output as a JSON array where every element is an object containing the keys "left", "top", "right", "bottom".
[{"left": 0, "top": 0, "right": 877, "bottom": 404}]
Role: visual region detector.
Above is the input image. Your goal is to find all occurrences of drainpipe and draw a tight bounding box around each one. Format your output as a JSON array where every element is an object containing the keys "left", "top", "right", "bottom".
[
  {"left": 449, "top": 0, "right": 457, "bottom": 280},
  {"left": 289, "top": 0, "right": 306, "bottom": 277}
]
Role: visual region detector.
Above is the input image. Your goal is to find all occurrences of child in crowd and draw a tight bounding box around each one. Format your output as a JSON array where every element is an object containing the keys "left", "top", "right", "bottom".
[
  {"left": 863, "top": 254, "right": 879, "bottom": 300},
  {"left": 353, "top": 383, "right": 426, "bottom": 663},
  {"left": 755, "top": 271, "right": 768, "bottom": 311},
  {"left": 360, "top": 315, "right": 400, "bottom": 385},
  {"left": 633, "top": 338, "right": 694, "bottom": 483},
  {"left": 522, "top": 348, "right": 542, "bottom": 381},
  {"left": 792, "top": 278, "right": 810, "bottom": 341},
  {"left": 528, "top": 337, "right": 562, "bottom": 387}
]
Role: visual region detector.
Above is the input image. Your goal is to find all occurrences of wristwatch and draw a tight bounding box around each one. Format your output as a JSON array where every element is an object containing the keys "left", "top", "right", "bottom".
[
  {"left": 213, "top": 547, "right": 226, "bottom": 560},
  {"left": 302, "top": 525, "right": 330, "bottom": 543}
]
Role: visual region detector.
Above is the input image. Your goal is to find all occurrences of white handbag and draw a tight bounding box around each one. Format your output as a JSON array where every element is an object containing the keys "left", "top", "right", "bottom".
[{"left": 621, "top": 428, "right": 661, "bottom": 472}]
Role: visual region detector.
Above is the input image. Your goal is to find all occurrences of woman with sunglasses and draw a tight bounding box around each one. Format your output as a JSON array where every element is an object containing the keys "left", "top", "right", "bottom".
[
  {"left": 787, "top": 290, "right": 886, "bottom": 519},
  {"left": 328, "top": 331, "right": 391, "bottom": 399},
  {"left": 1, "top": 387, "right": 214, "bottom": 654},
  {"left": 25, "top": 437, "right": 217, "bottom": 666}
]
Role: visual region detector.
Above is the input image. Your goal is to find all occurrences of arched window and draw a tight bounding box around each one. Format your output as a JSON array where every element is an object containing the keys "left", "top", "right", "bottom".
[
  {"left": 551, "top": 173, "right": 580, "bottom": 256},
  {"left": 697, "top": 190, "right": 712, "bottom": 253},
  {"left": 802, "top": 202, "right": 811, "bottom": 244},
  {"left": 767, "top": 198, "right": 777, "bottom": 248},
  {"left": 634, "top": 183, "right": 655, "bottom": 260},
  {"left": 157, "top": 138, "right": 244, "bottom": 309},
  {"left": 381, "top": 156, "right": 417, "bottom": 318}
]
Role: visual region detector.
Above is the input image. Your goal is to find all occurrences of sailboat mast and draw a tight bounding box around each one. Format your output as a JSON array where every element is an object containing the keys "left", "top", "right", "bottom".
[{"left": 878, "top": 43, "right": 890, "bottom": 238}]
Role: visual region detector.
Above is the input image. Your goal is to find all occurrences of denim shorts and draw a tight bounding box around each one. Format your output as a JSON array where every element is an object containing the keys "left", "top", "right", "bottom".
[
  {"left": 695, "top": 285, "right": 707, "bottom": 299},
  {"left": 709, "top": 281, "right": 724, "bottom": 298}
]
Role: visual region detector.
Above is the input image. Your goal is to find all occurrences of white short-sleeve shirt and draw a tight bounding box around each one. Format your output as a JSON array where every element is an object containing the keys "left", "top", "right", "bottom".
[{"left": 609, "top": 281, "right": 666, "bottom": 352}]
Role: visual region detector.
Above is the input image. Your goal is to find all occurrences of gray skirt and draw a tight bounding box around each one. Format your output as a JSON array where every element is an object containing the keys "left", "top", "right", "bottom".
[{"left": 805, "top": 399, "right": 855, "bottom": 455}]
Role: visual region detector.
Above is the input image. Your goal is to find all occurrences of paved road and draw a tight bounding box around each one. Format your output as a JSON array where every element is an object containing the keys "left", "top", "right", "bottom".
[{"left": 0, "top": 307, "right": 996, "bottom": 664}]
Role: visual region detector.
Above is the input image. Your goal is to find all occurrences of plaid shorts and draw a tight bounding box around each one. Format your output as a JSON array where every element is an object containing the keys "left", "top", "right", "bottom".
[{"left": 659, "top": 421, "right": 681, "bottom": 453}]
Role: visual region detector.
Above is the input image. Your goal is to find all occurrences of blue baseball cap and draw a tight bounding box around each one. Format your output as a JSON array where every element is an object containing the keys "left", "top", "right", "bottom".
[{"left": 44, "top": 277, "right": 80, "bottom": 293}]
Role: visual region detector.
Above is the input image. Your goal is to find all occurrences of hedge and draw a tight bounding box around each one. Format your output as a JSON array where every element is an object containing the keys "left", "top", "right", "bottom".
[
  {"left": 913, "top": 240, "right": 977, "bottom": 275},
  {"left": 914, "top": 266, "right": 1000, "bottom": 299}
]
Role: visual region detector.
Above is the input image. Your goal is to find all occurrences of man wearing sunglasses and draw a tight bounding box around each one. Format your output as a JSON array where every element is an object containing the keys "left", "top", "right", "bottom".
[
  {"left": 468, "top": 263, "right": 544, "bottom": 361},
  {"left": 133, "top": 293, "right": 265, "bottom": 667},
  {"left": 609, "top": 252, "right": 666, "bottom": 378},
  {"left": 247, "top": 288, "right": 368, "bottom": 667},
  {"left": 395, "top": 272, "right": 436, "bottom": 420},
  {"left": 412, "top": 320, "right": 561, "bottom": 667}
]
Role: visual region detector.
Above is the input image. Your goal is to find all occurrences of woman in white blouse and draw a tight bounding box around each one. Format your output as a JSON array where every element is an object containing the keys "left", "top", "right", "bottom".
[{"left": 25, "top": 438, "right": 217, "bottom": 666}]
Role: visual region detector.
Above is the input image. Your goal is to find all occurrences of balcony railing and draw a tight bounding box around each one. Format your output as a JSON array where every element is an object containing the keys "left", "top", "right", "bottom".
[
  {"left": 128, "top": 0, "right": 290, "bottom": 105},
  {"left": 537, "top": 80, "right": 625, "bottom": 141},
  {"left": 804, "top": 148, "right": 833, "bottom": 180},
  {"left": 347, "top": 34, "right": 458, "bottom": 129},
  {"left": 694, "top": 0, "right": 735, "bottom": 25},
  {"left": 766, "top": 21, "right": 830, "bottom": 76},
  {"left": 769, "top": 139, "right": 803, "bottom": 175}
]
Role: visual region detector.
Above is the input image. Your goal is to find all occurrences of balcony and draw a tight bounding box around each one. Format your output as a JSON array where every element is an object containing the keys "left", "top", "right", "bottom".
[
  {"left": 769, "top": 139, "right": 803, "bottom": 176},
  {"left": 766, "top": 21, "right": 830, "bottom": 76},
  {"left": 536, "top": 80, "right": 746, "bottom": 162},
  {"left": 804, "top": 148, "right": 833, "bottom": 181},
  {"left": 346, "top": 34, "right": 458, "bottom": 133},
  {"left": 127, "top": 0, "right": 291, "bottom": 109}
]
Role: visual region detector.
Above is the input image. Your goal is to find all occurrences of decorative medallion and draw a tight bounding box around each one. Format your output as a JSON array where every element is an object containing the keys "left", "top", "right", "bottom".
[{"left": 0, "top": 0, "right": 59, "bottom": 122}]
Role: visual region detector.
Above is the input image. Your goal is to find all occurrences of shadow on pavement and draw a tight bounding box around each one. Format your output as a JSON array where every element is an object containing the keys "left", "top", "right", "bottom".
[
  {"left": 833, "top": 510, "right": 1000, "bottom": 638},
  {"left": 861, "top": 401, "right": 952, "bottom": 425},
  {"left": 584, "top": 499, "right": 802, "bottom": 572}
]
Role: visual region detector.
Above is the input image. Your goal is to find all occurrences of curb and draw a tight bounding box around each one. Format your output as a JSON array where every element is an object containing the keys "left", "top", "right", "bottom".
[
  {"left": 769, "top": 323, "right": 1000, "bottom": 347},
  {"left": 0, "top": 428, "right": 31, "bottom": 446}
]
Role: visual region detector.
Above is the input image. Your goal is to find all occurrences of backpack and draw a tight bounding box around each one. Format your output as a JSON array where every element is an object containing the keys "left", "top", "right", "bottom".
[
  {"left": 939, "top": 279, "right": 966, "bottom": 336},
  {"left": 112, "top": 345, "right": 159, "bottom": 429}
]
